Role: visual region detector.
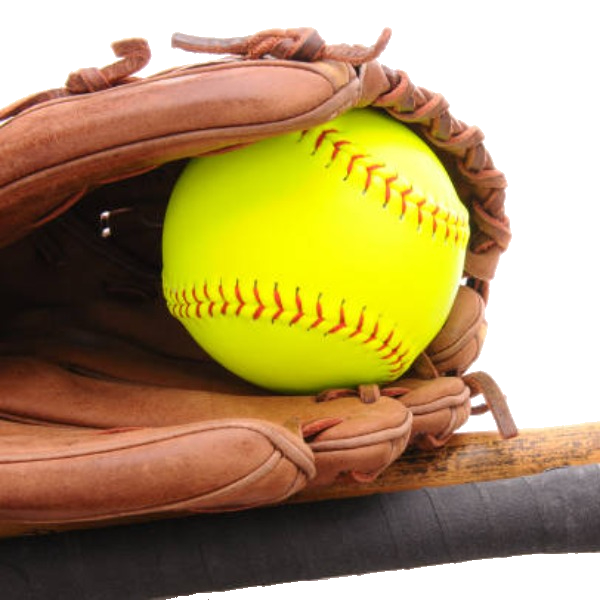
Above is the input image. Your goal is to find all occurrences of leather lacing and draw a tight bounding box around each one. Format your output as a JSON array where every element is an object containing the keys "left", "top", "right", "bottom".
[
  {"left": 318, "top": 371, "right": 517, "bottom": 441},
  {"left": 0, "top": 39, "right": 151, "bottom": 121},
  {"left": 0, "top": 28, "right": 390, "bottom": 122},
  {"left": 171, "top": 27, "right": 392, "bottom": 65}
]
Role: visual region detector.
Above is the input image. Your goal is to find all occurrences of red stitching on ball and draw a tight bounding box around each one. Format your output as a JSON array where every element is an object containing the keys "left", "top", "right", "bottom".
[
  {"left": 167, "top": 280, "right": 413, "bottom": 380},
  {"left": 364, "top": 164, "right": 385, "bottom": 192},
  {"left": 219, "top": 282, "right": 229, "bottom": 315},
  {"left": 176, "top": 291, "right": 184, "bottom": 318},
  {"left": 390, "top": 349, "right": 409, "bottom": 366},
  {"left": 253, "top": 281, "right": 265, "bottom": 320},
  {"left": 309, "top": 294, "right": 325, "bottom": 329},
  {"left": 384, "top": 175, "right": 398, "bottom": 206},
  {"left": 377, "top": 329, "right": 394, "bottom": 352},
  {"left": 327, "top": 302, "right": 347, "bottom": 335},
  {"left": 175, "top": 290, "right": 186, "bottom": 319},
  {"left": 331, "top": 140, "right": 350, "bottom": 162},
  {"left": 400, "top": 187, "right": 412, "bottom": 217},
  {"left": 203, "top": 283, "right": 216, "bottom": 317},
  {"left": 192, "top": 287, "right": 203, "bottom": 318},
  {"left": 304, "top": 126, "right": 469, "bottom": 246},
  {"left": 363, "top": 321, "right": 380, "bottom": 345},
  {"left": 346, "top": 154, "right": 366, "bottom": 179},
  {"left": 314, "top": 129, "right": 338, "bottom": 153},
  {"left": 382, "top": 342, "right": 403, "bottom": 360},
  {"left": 290, "top": 287, "right": 304, "bottom": 325},
  {"left": 454, "top": 215, "right": 458, "bottom": 244},
  {"left": 349, "top": 307, "right": 365, "bottom": 338},
  {"left": 272, "top": 283, "right": 284, "bottom": 323},
  {"left": 234, "top": 280, "right": 245, "bottom": 316},
  {"left": 390, "top": 363, "right": 406, "bottom": 374},
  {"left": 416, "top": 198, "right": 426, "bottom": 228},
  {"left": 432, "top": 206, "right": 440, "bottom": 235}
]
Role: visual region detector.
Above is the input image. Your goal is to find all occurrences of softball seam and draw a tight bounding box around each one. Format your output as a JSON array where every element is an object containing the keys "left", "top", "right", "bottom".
[
  {"left": 299, "top": 126, "right": 469, "bottom": 247},
  {"left": 165, "top": 280, "right": 411, "bottom": 378},
  {"left": 165, "top": 119, "right": 467, "bottom": 384}
]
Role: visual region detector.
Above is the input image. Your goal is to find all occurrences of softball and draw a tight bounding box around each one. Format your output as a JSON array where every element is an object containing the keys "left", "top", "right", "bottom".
[{"left": 162, "top": 108, "right": 469, "bottom": 393}]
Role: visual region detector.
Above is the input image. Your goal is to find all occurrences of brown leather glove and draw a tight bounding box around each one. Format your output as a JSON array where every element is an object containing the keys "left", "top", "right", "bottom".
[{"left": 0, "top": 27, "right": 515, "bottom": 538}]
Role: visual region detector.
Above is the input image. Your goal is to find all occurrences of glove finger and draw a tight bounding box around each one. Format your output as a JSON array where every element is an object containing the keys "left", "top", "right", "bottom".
[
  {"left": 0, "top": 356, "right": 318, "bottom": 533},
  {"left": 0, "top": 416, "right": 314, "bottom": 531},
  {"left": 303, "top": 397, "right": 412, "bottom": 488},
  {"left": 409, "top": 285, "right": 486, "bottom": 379},
  {"left": 385, "top": 376, "right": 471, "bottom": 448}
]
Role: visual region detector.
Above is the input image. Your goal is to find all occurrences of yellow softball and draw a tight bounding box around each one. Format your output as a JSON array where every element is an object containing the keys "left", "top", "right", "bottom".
[{"left": 162, "top": 108, "right": 469, "bottom": 393}]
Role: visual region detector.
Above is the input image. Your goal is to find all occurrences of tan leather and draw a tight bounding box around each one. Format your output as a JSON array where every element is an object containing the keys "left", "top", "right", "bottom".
[
  {"left": 0, "top": 412, "right": 313, "bottom": 523},
  {"left": 0, "top": 59, "right": 357, "bottom": 249},
  {"left": 0, "top": 27, "right": 515, "bottom": 537},
  {"left": 410, "top": 286, "right": 487, "bottom": 378}
]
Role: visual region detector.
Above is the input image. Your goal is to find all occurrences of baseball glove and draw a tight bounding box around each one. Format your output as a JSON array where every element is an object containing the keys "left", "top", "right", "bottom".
[{"left": 0, "top": 27, "right": 515, "bottom": 538}]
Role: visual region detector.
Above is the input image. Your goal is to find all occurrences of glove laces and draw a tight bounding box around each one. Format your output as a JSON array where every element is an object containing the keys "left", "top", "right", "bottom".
[
  {"left": 319, "top": 372, "right": 518, "bottom": 440},
  {"left": 171, "top": 27, "right": 392, "bottom": 65}
]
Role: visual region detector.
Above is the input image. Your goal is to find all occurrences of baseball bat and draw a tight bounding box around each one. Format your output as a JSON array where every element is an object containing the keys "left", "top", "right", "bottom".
[
  {"left": 294, "top": 421, "right": 600, "bottom": 502},
  {"left": 0, "top": 423, "right": 598, "bottom": 599}
]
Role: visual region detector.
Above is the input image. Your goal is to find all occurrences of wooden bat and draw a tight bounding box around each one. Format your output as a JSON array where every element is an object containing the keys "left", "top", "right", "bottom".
[{"left": 294, "top": 421, "right": 600, "bottom": 502}]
